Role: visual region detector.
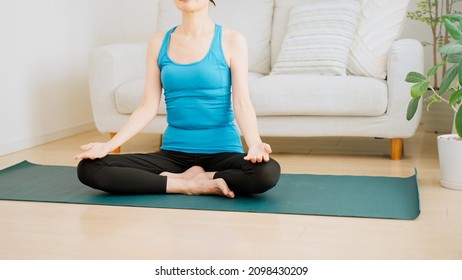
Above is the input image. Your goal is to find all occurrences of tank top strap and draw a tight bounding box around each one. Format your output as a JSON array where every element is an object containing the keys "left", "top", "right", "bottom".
[
  {"left": 212, "top": 24, "right": 222, "bottom": 49},
  {"left": 210, "top": 24, "right": 228, "bottom": 67},
  {"left": 158, "top": 26, "right": 177, "bottom": 66}
]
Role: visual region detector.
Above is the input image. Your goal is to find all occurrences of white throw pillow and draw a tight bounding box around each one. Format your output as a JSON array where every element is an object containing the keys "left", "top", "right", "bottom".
[
  {"left": 271, "top": 0, "right": 361, "bottom": 76},
  {"left": 347, "top": 0, "right": 410, "bottom": 79}
]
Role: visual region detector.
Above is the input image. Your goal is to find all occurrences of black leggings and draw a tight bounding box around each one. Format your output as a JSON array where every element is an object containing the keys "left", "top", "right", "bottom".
[{"left": 77, "top": 150, "right": 281, "bottom": 196}]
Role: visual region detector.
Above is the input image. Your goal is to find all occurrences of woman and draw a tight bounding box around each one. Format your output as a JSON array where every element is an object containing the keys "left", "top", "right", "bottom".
[{"left": 76, "top": 0, "right": 280, "bottom": 198}]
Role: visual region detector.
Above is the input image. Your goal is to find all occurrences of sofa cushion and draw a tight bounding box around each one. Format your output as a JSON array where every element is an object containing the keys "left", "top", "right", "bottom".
[
  {"left": 347, "top": 0, "right": 410, "bottom": 79},
  {"left": 115, "top": 72, "right": 265, "bottom": 115},
  {"left": 272, "top": 0, "right": 317, "bottom": 69},
  {"left": 156, "top": 0, "right": 274, "bottom": 74},
  {"left": 249, "top": 75, "right": 388, "bottom": 117},
  {"left": 271, "top": 0, "right": 361, "bottom": 75}
]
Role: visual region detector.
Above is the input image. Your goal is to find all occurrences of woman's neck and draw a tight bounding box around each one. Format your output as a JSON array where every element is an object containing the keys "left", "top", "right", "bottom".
[{"left": 178, "top": 10, "right": 214, "bottom": 37}]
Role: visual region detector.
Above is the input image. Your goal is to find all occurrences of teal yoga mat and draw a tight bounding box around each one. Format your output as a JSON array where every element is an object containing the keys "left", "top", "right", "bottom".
[{"left": 0, "top": 161, "right": 420, "bottom": 220}]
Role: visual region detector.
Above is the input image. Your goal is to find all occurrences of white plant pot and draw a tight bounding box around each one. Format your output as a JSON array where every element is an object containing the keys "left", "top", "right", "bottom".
[{"left": 437, "top": 134, "right": 462, "bottom": 190}]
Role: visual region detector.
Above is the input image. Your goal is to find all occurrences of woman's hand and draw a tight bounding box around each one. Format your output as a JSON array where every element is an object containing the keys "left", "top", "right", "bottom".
[
  {"left": 74, "top": 142, "right": 111, "bottom": 160},
  {"left": 244, "top": 142, "right": 272, "bottom": 163}
]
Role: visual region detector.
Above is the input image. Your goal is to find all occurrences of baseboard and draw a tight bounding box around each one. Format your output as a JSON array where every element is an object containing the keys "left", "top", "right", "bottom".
[{"left": 0, "top": 122, "right": 96, "bottom": 156}]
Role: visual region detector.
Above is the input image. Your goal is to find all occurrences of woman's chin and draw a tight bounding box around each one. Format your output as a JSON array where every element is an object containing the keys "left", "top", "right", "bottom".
[{"left": 175, "top": 0, "right": 209, "bottom": 13}]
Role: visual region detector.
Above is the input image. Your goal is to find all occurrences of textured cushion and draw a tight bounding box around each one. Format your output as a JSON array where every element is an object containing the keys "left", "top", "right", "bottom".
[
  {"left": 271, "top": 0, "right": 361, "bottom": 75},
  {"left": 115, "top": 73, "right": 265, "bottom": 115},
  {"left": 250, "top": 75, "right": 388, "bottom": 116},
  {"left": 347, "top": 0, "right": 410, "bottom": 79},
  {"left": 271, "top": 0, "right": 324, "bottom": 69},
  {"left": 156, "top": 0, "right": 274, "bottom": 74}
]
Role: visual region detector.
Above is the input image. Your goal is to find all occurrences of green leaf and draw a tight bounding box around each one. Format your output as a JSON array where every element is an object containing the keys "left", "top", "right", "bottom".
[
  {"left": 406, "top": 72, "right": 427, "bottom": 83},
  {"left": 426, "top": 60, "right": 446, "bottom": 77},
  {"left": 427, "top": 65, "right": 438, "bottom": 77},
  {"left": 426, "top": 61, "right": 444, "bottom": 77},
  {"left": 439, "top": 65, "right": 459, "bottom": 95},
  {"left": 443, "top": 14, "right": 462, "bottom": 22},
  {"left": 449, "top": 89, "right": 462, "bottom": 105},
  {"left": 427, "top": 65, "right": 439, "bottom": 77},
  {"left": 411, "top": 81, "right": 429, "bottom": 98},
  {"left": 444, "top": 18, "right": 462, "bottom": 40},
  {"left": 456, "top": 107, "right": 462, "bottom": 138},
  {"left": 447, "top": 53, "right": 462, "bottom": 63},
  {"left": 407, "top": 97, "right": 421, "bottom": 121},
  {"left": 459, "top": 62, "right": 462, "bottom": 87},
  {"left": 439, "top": 43, "right": 462, "bottom": 55}
]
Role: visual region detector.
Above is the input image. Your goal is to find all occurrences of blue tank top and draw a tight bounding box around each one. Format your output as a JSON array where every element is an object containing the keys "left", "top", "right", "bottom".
[{"left": 157, "top": 24, "right": 244, "bottom": 154}]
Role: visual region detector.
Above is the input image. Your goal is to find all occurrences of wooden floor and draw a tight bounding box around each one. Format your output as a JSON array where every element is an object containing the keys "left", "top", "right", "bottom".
[{"left": 0, "top": 126, "right": 461, "bottom": 260}]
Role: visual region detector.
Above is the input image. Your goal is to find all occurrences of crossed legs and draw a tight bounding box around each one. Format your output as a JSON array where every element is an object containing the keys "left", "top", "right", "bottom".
[{"left": 77, "top": 150, "right": 281, "bottom": 198}]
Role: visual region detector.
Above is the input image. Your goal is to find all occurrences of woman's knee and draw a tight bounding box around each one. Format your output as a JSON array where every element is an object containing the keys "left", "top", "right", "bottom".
[
  {"left": 77, "top": 159, "right": 105, "bottom": 188},
  {"left": 248, "top": 158, "right": 281, "bottom": 194}
]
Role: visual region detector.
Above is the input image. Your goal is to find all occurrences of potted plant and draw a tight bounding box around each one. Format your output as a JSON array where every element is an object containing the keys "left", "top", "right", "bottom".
[
  {"left": 407, "top": 0, "right": 461, "bottom": 88},
  {"left": 407, "top": 0, "right": 461, "bottom": 133},
  {"left": 406, "top": 14, "right": 462, "bottom": 190}
]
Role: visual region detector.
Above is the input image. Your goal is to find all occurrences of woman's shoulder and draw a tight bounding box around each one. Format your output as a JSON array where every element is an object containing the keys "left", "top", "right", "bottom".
[
  {"left": 146, "top": 31, "right": 168, "bottom": 58},
  {"left": 222, "top": 27, "right": 247, "bottom": 52},
  {"left": 222, "top": 27, "right": 247, "bottom": 48},
  {"left": 148, "top": 31, "right": 167, "bottom": 48}
]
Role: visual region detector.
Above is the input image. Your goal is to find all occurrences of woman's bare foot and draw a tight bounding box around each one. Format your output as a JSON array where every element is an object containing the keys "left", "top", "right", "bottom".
[
  {"left": 188, "top": 173, "right": 235, "bottom": 198},
  {"left": 166, "top": 173, "right": 235, "bottom": 199},
  {"left": 161, "top": 166, "right": 205, "bottom": 179}
]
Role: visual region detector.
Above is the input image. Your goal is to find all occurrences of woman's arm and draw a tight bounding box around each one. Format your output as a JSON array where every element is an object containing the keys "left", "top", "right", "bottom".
[
  {"left": 224, "top": 30, "right": 272, "bottom": 163},
  {"left": 75, "top": 33, "right": 165, "bottom": 160}
]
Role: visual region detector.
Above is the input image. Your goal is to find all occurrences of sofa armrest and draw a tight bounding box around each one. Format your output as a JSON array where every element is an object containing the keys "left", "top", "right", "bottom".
[
  {"left": 386, "top": 39, "right": 424, "bottom": 137},
  {"left": 89, "top": 43, "right": 147, "bottom": 133}
]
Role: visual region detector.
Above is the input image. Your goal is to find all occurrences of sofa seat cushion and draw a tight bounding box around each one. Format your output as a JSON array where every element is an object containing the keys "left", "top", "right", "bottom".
[
  {"left": 249, "top": 75, "right": 388, "bottom": 117},
  {"left": 114, "top": 72, "right": 265, "bottom": 115}
]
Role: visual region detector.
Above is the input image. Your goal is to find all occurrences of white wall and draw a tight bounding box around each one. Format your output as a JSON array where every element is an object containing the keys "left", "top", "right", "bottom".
[
  {"left": 402, "top": 0, "right": 435, "bottom": 74},
  {"left": 0, "top": 0, "right": 158, "bottom": 156},
  {"left": 0, "top": 0, "right": 433, "bottom": 156}
]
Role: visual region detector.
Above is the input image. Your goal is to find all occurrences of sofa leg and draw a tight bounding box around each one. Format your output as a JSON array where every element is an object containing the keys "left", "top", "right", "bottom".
[
  {"left": 390, "top": 138, "right": 403, "bottom": 160},
  {"left": 109, "top": 133, "right": 121, "bottom": 154}
]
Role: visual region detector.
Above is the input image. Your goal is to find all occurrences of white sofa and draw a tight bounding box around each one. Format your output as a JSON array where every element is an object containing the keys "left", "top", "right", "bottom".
[{"left": 88, "top": 0, "right": 423, "bottom": 160}]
